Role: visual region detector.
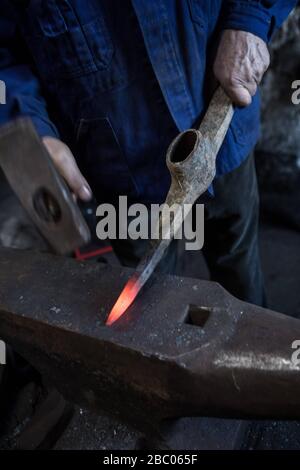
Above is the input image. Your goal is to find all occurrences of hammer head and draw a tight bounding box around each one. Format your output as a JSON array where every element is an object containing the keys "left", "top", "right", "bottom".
[{"left": 0, "top": 118, "right": 90, "bottom": 254}]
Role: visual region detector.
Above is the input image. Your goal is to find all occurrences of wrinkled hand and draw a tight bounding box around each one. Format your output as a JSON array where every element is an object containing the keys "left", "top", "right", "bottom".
[
  {"left": 42, "top": 136, "right": 92, "bottom": 201},
  {"left": 213, "top": 30, "right": 270, "bottom": 106}
]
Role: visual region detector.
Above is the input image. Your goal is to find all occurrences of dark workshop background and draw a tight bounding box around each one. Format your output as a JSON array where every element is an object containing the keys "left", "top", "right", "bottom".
[{"left": 0, "top": 6, "right": 300, "bottom": 451}]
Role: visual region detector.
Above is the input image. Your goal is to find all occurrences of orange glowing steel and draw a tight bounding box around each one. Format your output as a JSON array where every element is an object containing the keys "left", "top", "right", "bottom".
[{"left": 106, "top": 276, "right": 140, "bottom": 326}]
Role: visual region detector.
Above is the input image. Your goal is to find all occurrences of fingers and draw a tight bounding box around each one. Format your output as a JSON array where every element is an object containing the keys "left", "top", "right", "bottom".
[
  {"left": 225, "top": 84, "right": 253, "bottom": 107},
  {"left": 213, "top": 30, "right": 270, "bottom": 107},
  {"left": 57, "top": 152, "right": 92, "bottom": 201},
  {"left": 224, "top": 75, "right": 258, "bottom": 106},
  {"left": 214, "top": 67, "right": 257, "bottom": 106},
  {"left": 42, "top": 137, "right": 93, "bottom": 202}
]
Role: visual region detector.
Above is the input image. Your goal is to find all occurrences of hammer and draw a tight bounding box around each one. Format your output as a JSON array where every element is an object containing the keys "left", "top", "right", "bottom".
[
  {"left": 0, "top": 118, "right": 91, "bottom": 254},
  {"left": 107, "top": 86, "right": 233, "bottom": 324}
]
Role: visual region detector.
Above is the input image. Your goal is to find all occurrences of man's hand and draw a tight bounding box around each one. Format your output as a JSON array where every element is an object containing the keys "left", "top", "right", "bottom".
[
  {"left": 42, "top": 136, "right": 92, "bottom": 202},
  {"left": 213, "top": 30, "right": 270, "bottom": 107}
]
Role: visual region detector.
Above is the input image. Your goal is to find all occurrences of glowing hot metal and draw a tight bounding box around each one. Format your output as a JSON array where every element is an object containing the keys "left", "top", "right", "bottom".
[
  {"left": 106, "top": 238, "right": 170, "bottom": 325},
  {"left": 106, "top": 275, "right": 140, "bottom": 325}
]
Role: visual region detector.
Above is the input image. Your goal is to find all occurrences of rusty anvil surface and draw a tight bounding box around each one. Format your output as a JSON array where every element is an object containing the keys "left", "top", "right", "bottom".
[{"left": 0, "top": 247, "right": 299, "bottom": 433}]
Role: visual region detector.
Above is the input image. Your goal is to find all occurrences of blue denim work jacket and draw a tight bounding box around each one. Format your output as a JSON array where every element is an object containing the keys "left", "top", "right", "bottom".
[{"left": 0, "top": 0, "right": 296, "bottom": 202}]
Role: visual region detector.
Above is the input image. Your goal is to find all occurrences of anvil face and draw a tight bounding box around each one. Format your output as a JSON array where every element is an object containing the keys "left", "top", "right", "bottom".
[{"left": 0, "top": 248, "right": 299, "bottom": 433}]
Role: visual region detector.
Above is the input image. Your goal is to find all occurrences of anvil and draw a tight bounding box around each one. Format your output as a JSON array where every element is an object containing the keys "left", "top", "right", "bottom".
[{"left": 0, "top": 247, "right": 299, "bottom": 436}]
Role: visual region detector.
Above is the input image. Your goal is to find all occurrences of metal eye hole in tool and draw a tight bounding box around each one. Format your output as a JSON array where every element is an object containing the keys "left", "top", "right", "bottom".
[
  {"left": 33, "top": 188, "right": 62, "bottom": 224},
  {"left": 170, "top": 130, "right": 198, "bottom": 163}
]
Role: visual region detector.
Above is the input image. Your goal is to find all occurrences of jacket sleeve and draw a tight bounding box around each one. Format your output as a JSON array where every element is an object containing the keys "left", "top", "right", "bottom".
[
  {"left": 0, "top": 2, "right": 59, "bottom": 137},
  {"left": 222, "top": 0, "right": 298, "bottom": 42}
]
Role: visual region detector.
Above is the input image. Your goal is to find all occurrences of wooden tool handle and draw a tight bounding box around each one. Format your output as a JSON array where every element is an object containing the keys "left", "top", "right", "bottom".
[{"left": 198, "top": 86, "right": 234, "bottom": 153}]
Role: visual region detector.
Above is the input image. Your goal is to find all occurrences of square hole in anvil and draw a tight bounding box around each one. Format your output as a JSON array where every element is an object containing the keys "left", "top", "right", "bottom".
[{"left": 185, "top": 305, "right": 211, "bottom": 328}]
